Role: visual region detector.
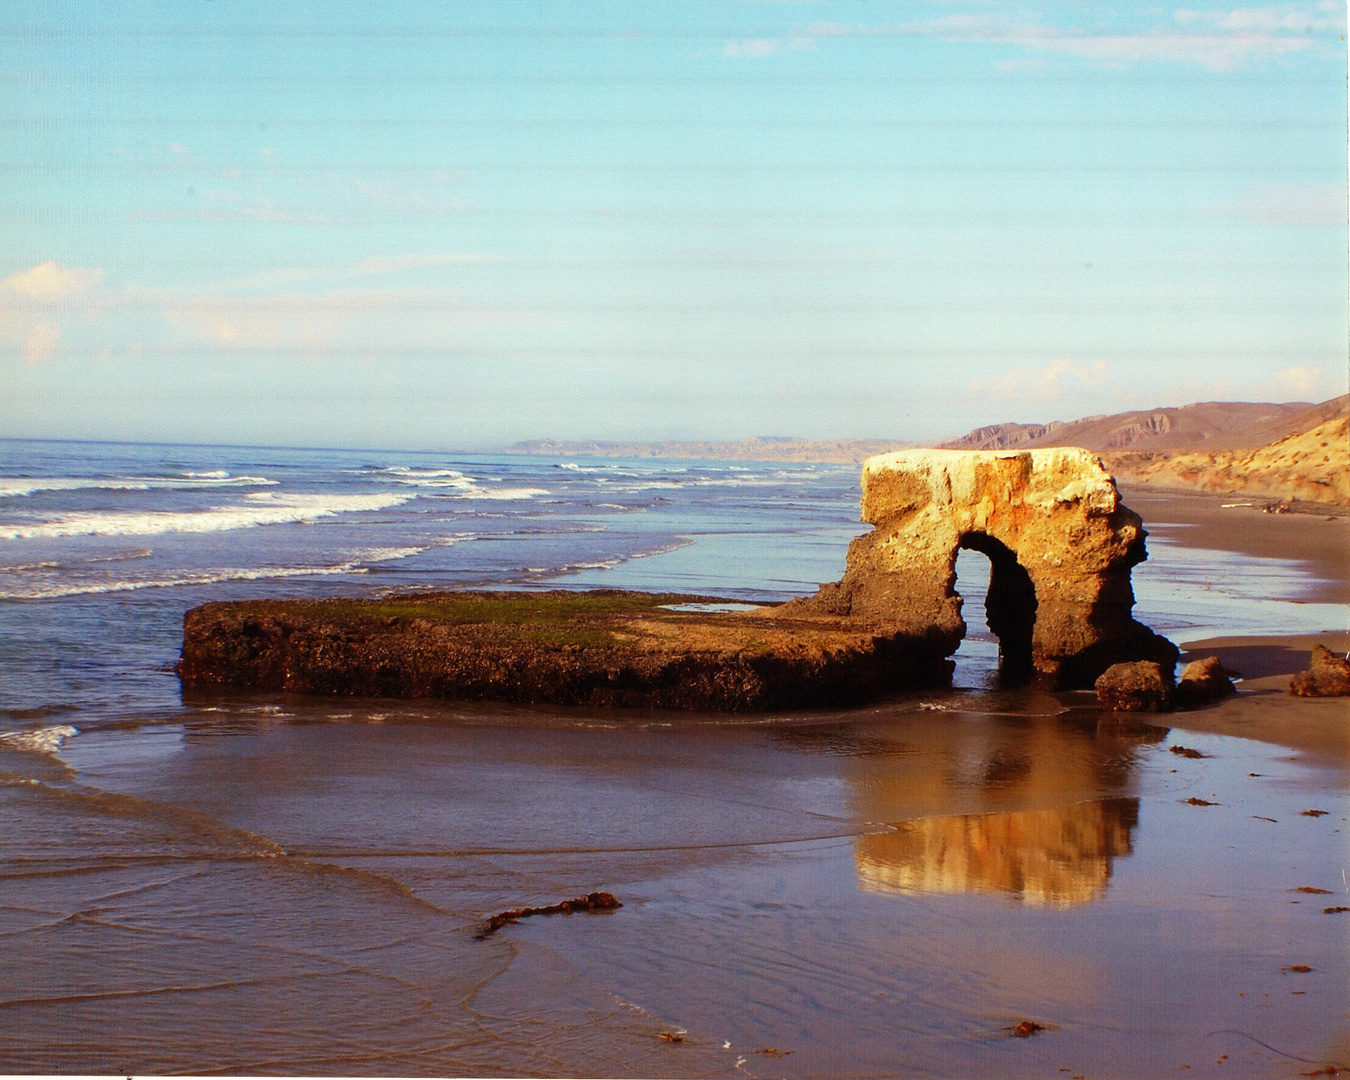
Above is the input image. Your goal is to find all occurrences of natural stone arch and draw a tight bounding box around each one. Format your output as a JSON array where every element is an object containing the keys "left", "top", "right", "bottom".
[
  {"left": 799, "top": 448, "right": 1177, "bottom": 688},
  {"left": 957, "top": 531, "right": 1037, "bottom": 683}
]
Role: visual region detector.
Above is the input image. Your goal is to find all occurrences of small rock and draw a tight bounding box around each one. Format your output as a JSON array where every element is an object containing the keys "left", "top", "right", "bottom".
[
  {"left": 1175, "top": 656, "right": 1237, "bottom": 709},
  {"left": 1290, "top": 645, "right": 1350, "bottom": 697},
  {"left": 1096, "top": 661, "right": 1174, "bottom": 712}
]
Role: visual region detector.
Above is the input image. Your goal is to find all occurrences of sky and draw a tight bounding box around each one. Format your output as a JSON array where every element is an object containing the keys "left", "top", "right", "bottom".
[{"left": 1, "top": 1, "right": 1346, "bottom": 450}]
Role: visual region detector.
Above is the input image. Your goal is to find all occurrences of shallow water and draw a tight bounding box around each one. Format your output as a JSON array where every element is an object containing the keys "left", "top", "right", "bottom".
[
  {"left": 0, "top": 441, "right": 1347, "bottom": 1076},
  {"left": 3, "top": 695, "right": 1345, "bottom": 1077}
]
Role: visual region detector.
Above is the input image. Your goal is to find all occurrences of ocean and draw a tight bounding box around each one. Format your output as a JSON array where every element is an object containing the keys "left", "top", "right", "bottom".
[{"left": 0, "top": 439, "right": 1345, "bottom": 1077}]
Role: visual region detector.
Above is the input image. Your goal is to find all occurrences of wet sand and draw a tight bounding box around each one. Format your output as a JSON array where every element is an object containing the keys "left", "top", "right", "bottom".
[
  {"left": 1122, "top": 486, "right": 1349, "bottom": 603},
  {"left": 1169, "top": 633, "right": 1350, "bottom": 765},
  {"left": 1120, "top": 487, "right": 1348, "bottom": 764}
]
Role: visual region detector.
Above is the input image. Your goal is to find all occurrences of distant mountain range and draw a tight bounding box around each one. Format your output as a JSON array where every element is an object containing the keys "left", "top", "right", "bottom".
[{"left": 937, "top": 396, "right": 1348, "bottom": 454}]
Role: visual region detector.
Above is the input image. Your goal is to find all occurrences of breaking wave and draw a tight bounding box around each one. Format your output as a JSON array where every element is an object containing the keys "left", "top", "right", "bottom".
[
  {"left": 0, "top": 724, "right": 79, "bottom": 754},
  {"left": 0, "top": 492, "right": 414, "bottom": 540},
  {"left": 357, "top": 467, "right": 547, "bottom": 500},
  {"left": 0, "top": 474, "right": 276, "bottom": 498},
  {"left": 0, "top": 545, "right": 430, "bottom": 599}
]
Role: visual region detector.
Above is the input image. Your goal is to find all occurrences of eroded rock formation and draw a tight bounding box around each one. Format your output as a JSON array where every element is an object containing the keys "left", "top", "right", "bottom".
[
  {"left": 176, "top": 590, "right": 955, "bottom": 711},
  {"left": 792, "top": 448, "right": 1177, "bottom": 688}
]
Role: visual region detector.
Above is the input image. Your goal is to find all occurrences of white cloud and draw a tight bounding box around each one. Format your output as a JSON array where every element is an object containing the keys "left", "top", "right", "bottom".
[
  {"left": 1271, "top": 364, "right": 1333, "bottom": 397},
  {"left": 21, "top": 321, "right": 61, "bottom": 365},
  {"left": 1214, "top": 182, "right": 1347, "bottom": 226},
  {"left": 897, "top": 15, "right": 1320, "bottom": 69},
  {"left": 969, "top": 359, "right": 1111, "bottom": 401},
  {"left": 1016, "top": 29, "right": 1316, "bottom": 69},
  {"left": 738, "top": 5, "right": 1340, "bottom": 70},
  {"left": 0, "top": 262, "right": 106, "bottom": 365},
  {"left": 723, "top": 37, "right": 783, "bottom": 57},
  {"left": 1175, "top": 5, "right": 1346, "bottom": 32},
  {"left": 144, "top": 190, "right": 336, "bottom": 225},
  {"left": 1, "top": 261, "right": 104, "bottom": 302}
]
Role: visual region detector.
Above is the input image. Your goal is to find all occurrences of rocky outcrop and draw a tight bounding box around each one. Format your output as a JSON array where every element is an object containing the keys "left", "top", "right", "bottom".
[
  {"left": 1095, "top": 661, "right": 1174, "bottom": 712},
  {"left": 1174, "top": 656, "right": 1237, "bottom": 709},
  {"left": 1097, "top": 656, "right": 1239, "bottom": 712},
  {"left": 1289, "top": 644, "right": 1350, "bottom": 697},
  {"left": 791, "top": 448, "right": 1177, "bottom": 688},
  {"left": 176, "top": 590, "right": 955, "bottom": 711}
]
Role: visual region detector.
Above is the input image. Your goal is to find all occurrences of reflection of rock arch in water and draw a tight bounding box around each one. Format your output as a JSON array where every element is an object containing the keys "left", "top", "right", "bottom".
[{"left": 855, "top": 798, "right": 1139, "bottom": 908}]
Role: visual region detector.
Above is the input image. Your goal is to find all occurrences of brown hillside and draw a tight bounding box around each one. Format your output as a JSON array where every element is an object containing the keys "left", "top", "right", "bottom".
[
  {"left": 1103, "top": 413, "right": 1349, "bottom": 506},
  {"left": 940, "top": 396, "right": 1347, "bottom": 454}
]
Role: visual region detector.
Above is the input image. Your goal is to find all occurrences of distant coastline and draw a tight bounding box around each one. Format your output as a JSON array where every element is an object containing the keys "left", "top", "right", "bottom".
[
  {"left": 504, "top": 394, "right": 1350, "bottom": 506},
  {"left": 501, "top": 435, "right": 918, "bottom": 465}
]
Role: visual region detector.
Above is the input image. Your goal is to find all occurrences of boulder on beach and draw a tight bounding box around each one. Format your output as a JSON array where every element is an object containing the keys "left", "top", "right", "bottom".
[
  {"left": 1174, "top": 656, "right": 1237, "bottom": 709},
  {"left": 1095, "top": 661, "right": 1174, "bottom": 712},
  {"left": 1289, "top": 644, "right": 1350, "bottom": 697}
]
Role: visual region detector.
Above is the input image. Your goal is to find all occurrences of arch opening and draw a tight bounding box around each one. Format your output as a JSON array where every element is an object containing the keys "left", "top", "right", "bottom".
[{"left": 956, "top": 532, "right": 1037, "bottom": 687}]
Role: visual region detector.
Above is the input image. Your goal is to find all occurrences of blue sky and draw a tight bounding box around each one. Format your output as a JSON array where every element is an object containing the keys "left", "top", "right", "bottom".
[{"left": 2, "top": 1, "right": 1345, "bottom": 449}]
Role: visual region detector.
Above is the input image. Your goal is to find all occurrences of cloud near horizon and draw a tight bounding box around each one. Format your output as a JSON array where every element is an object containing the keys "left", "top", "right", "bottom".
[
  {"left": 1, "top": 261, "right": 106, "bottom": 365},
  {"left": 724, "top": 4, "right": 1342, "bottom": 69},
  {"left": 1, "top": 261, "right": 104, "bottom": 303},
  {"left": 968, "top": 359, "right": 1112, "bottom": 402},
  {"left": 1214, "top": 182, "right": 1347, "bottom": 227}
]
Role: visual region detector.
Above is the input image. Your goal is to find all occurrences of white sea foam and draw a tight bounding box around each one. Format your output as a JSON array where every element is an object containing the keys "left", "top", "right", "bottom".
[
  {"left": 0, "top": 540, "right": 434, "bottom": 599},
  {"left": 0, "top": 543, "right": 433, "bottom": 599},
  {"left": 460, "top": 486, "right": 549, "bottom": 500},
  {"left": 0, "top": 724, "right": 79, "bottom": 754},
  {"left": 359, "top": 546, "right": 429, "bottom": 563},
  {"left": 0, "top": 491, "right": 413, "bottom": 540},
  {"left": 357, "top": 466, "right": 546, "bottom": 500},
  {"left": 0, "top": 562, "right": 366, "bottom": 599},
  {"left": 0, "top": 474, "right": 277, "bottom": 498}
]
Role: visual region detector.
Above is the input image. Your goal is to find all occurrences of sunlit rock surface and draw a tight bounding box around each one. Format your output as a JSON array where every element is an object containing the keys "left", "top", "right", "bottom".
[{"left": 793, "top": 448, "right": 1178, "bottom": 688}]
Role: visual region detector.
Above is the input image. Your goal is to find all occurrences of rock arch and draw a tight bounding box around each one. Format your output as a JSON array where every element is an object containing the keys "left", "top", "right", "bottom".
[
  {"left": 800, "top": 448, "right": 1177, "bottom": 688},
  {"left": 957, "top": 531, "right": 1037, "bottom": 683}
]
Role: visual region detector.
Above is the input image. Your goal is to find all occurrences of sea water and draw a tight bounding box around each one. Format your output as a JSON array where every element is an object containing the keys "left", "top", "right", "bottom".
[{"left": 0, "top": 439, "right": 1345, "bottom": 1077}]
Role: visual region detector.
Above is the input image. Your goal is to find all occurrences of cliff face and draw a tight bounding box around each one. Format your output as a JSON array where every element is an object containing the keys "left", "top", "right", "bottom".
[
  {"left": 177, "top": 591, "right": 955, "bottom": 711},
  {"left": 1104, "top": 414, "right": 1349, "bottom": 506},
  {"left": 792, "top": 448, "right": 1177, "bottom": 688}
]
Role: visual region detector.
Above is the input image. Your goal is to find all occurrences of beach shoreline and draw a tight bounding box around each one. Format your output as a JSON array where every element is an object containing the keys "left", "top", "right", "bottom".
[{"left": 1119, "top": 486, "right": 1348, "bottom": 763}]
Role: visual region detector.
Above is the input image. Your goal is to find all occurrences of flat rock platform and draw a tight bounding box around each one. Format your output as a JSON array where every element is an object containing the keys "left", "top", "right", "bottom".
[{"left": 176, "top": 590, "right": 954, "bottom": 711}]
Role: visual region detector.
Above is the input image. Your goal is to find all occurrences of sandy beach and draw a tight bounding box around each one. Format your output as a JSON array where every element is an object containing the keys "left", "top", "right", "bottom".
[
  {"left": 1115, "top": 487, "right": 1349, "bottom": 764},
  {"left": 1122, "top": 486, "right": 1350, "bottom": 603}
]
